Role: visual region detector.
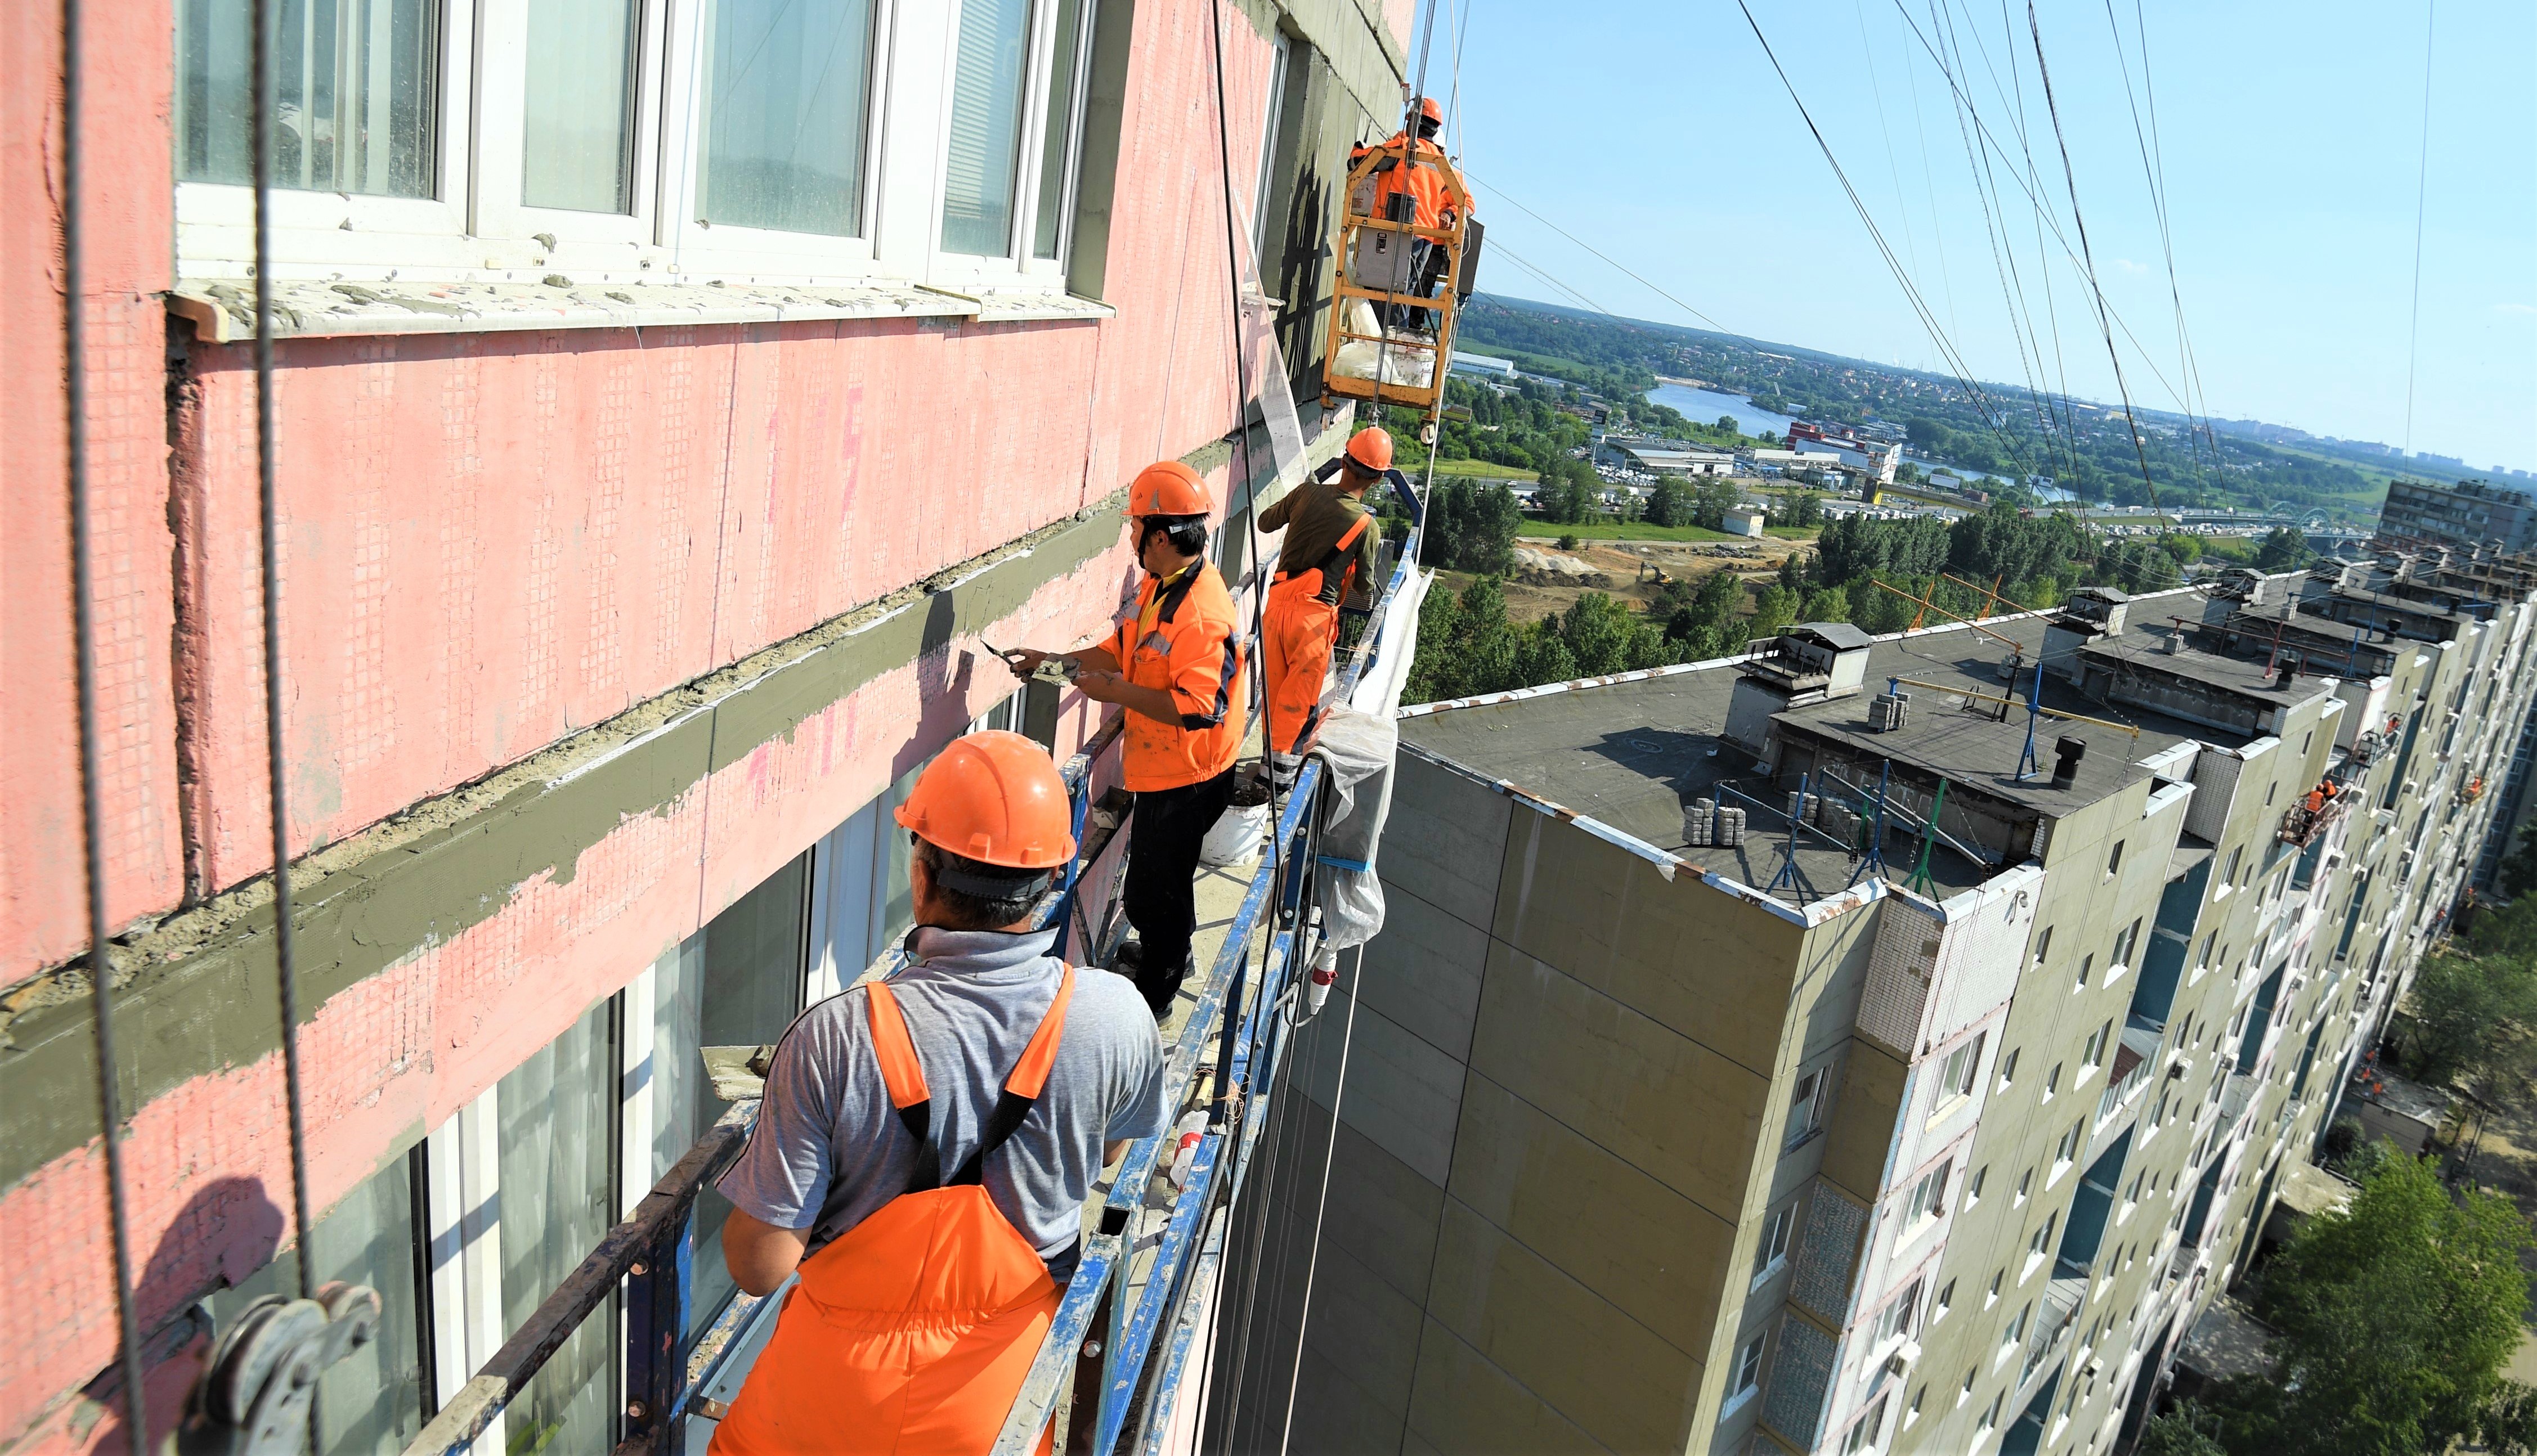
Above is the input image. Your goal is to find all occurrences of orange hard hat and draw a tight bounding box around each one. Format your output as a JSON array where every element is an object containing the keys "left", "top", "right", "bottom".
[
  {"left": 1127, "top": 460, "right": 1211, "bottom": 518},
  {"left": 894, "top": 730, "right": 1077, "bottom": 871},
  {"left": 1346, "top": 427, "right": 1395, "bottom": 473},
  {"left": 1417, "top": 96, "right": 1442, "bottom": 123}
]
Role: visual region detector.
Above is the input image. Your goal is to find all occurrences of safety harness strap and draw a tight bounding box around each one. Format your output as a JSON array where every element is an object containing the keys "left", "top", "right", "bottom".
[
  {"left": 866, "top": 983, "right": 943, "bottom": 1193},
  {"left": 869, "top": 967, "right": 1079, "bottom": 1194}
]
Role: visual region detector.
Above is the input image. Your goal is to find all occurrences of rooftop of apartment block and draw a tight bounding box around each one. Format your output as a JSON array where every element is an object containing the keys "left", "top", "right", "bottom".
[{"left": 1397, "top": 561, "right": 2537, "bottom": 907}]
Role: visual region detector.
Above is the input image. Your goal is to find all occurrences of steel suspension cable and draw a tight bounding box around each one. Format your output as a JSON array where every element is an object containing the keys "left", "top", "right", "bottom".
[
  {"left": 61, "top": 0, "right": 149, "bottom": 1446},
  {"left": 2401, "top": 0, "right": 2439, "bottom": 457},
  {"left": 252, "top": 0, "right": 320, "bottom": 1300}
]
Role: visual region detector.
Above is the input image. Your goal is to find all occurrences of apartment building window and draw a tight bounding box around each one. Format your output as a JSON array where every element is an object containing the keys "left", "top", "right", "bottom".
[
  {"left": 1904, "top": 1385, "right": 1925, "bottom": 1429},
  {"left": 212, "top": 1152, "right": 429, "bottom": 1454},
  {"left": 2082, "top": 1019, "right": 2111, "bottom": 1073},
  {"left": 2107, "top": 839, "right": 2125, "bottom": 877},
  {"left": 1987, "top": 1270, "right": 2003, "bottom": 1307},
  {"left": 1934, "top": 1278, "right": 1956, "bottom": 1323},
  {"left": 2198, "top": 931, "right": 2218, "bottom": 973},
  {"left": 171, "top": 0, "right": 1108, "bottom": 291},
  {"left": 176, "top": 0, "right": 444, "bottom": 199},
  {"left": 2054, "top": 1117, "right": 2083, "bottom": 1172},
  {"left": 2222, "top": 843, "right": 2244, "bottom": 891},
  {"left": 1966, "top": 1165, "right": 1988, "bottom": 1207},
  {"left": 2002, "top": 1302, "right": 2032, "bottom": 1351},
  {"left": 496, "top": 999, "right": 622, "bottom": 1454},
  {"left": 1841, "top": 1394, "right": 1888, "bottom": 1454},
  {"left": 1754, "top": 1201, "right": 1798, "bottom": 1280},
  {"left": 1997, "top": 1046, "right": 2021, "bottom": 1090},
  {"left": 1728, "top": 1332, "right": 1767, "bottom": 1406},
  {"left": 1936, "top": 1032, "right": 1984, "bottom": 1108},
  {"left": 1786, "top": 1067, "right": 1827, "bottom": 1147},
  {"left": 1961, "top": 1366, "right": 1977, "bottom": 1403},
  {"left": 2033, "top": 925, "right": 2054, "bottom": 968},
  {"left": 2015, "top": 1167, "right": 2033, "bottom": 1205},
  {"left": 1904, "top": 1160, "right": 1952, "bottom": 1232},
  {"left": 2076, "top": 953, "right": 2094, "bottom": 990},
  {"left": 2110, "top": 919, "right": 2141, "bottom": 973},
  {"left": 1875, "top": 1280, "right": 1922, "bottom": 1345},
  {"left": 1980, "top": 1390, "right": 2005, "bottom": 1432},
  {"left": 2028, "top": 1211, "right": 2059, "bottom": 1267},
  {"left": 2044, "top": 1062, "right": 2063, "bottom": 1100}
]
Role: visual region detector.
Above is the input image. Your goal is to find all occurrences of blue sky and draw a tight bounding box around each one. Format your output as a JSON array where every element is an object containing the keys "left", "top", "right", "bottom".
[{"left": 1437, "top": 0, "right": 2537, "bottom": 474}]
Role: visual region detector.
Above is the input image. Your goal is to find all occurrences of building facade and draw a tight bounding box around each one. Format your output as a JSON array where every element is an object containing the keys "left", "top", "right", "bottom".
[
  {"left": 2378, "top": 477, "right": 2537, "bottom": 555},
  {"left": 3, "top": 2, "right": 1419, "bottom": 1451},
  {"left": 1219, "top": 563, "right": 2536, "bottom": 1456}
]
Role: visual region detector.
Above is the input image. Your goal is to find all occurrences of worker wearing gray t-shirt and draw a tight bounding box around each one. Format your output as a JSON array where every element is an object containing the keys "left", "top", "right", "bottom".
[{"left": 710, "top": 731, "right": 1168, "bottom": 1455}]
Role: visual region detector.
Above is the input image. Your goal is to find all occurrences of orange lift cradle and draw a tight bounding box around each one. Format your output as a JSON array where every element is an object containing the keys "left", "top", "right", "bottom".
[{"left": 1319, "top": 104, "right": 1481, "bottom": 420}]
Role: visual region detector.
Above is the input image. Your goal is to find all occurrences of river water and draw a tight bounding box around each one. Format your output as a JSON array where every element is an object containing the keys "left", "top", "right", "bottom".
[{"left": 1645, "top": 382, "right": 1799, "bottom": 439}]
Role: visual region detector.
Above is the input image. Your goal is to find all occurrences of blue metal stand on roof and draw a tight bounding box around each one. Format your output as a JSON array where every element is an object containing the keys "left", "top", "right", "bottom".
[
  {"left": 1845, "top": 759, "right": 1892, "bottom": 889},
  {"left": 2015, "top": 657, "right": 2048, "bottom": 782},
  {"left": 1768, "top": 771, "right": 1814, "bottom": 897}
]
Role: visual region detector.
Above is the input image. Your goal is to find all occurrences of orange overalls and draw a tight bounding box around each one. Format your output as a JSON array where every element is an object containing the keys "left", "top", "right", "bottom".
[
  {"left": 1262, "top": 513, "right": 1371, "bottom": 756},
  {"left": 709, "top": 969, "right": 1079, "bottom": 1456}
]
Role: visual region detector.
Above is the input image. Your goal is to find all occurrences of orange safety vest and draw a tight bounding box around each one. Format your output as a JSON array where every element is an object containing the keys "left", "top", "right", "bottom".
[
  {"left": 1351, "top": 132, "right": 1458, "bottom": 232},
  {"left": 1109, "top": 563, "right": 1247, "bottom": 793},
  {"left": 708, "top": 969, "right": 1079, "bottom": 1456},
  {"left": 1262, "top": 515, "right": 1371, "bottom": 756}
]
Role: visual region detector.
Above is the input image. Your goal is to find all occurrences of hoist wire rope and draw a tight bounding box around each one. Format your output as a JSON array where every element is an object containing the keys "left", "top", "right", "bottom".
[
  {"left": 252, "top": 0, "right": 321, "bottom": 1302},
  {"left": 1926, "top": 1, "right": 2061, "bottom": 477},
  {"left": 1887, "top": 0, "right": 2199, "bottom": 428},
  {"left": 1732, "top": 0, "right": 2043, "bottom": 486},
  {"left": 2101, "top": 0, "right": 2213, "bottom": 476},
  {"left": 60, "top": 0, "right": 150, "bottom": 1447},
  {"left": 2021, "top": 2, "right": 2167, "bottom": 526},
  {"left": 2402, "top": 0, "right": 2438, "bottom": 457},
  {"left": 1202, "top": 0, "right": 1302, "bottom": 1439}
]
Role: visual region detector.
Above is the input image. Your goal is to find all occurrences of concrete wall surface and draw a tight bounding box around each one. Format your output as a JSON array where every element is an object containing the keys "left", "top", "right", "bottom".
[
  {"left": 2, "top": 0, "right": 1412, "bottom": 1447},
  {"left": 1216, "top": 751, "right": 1831, "bottom": 1454}
]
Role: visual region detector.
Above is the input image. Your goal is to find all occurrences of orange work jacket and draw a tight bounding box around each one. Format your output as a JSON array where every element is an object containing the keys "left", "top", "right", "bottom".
[
  {"left": 1107, "top": 561, "right": 1247, "bottom": 792},
  {"left": 1351, "top": 132, "right": 1459, "bottom": 231}
]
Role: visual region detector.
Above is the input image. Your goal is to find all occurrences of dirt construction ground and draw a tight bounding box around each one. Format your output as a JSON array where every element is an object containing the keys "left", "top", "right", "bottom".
[{"left": 1464, "top": 534, "right": 1817, "bottom": 624}]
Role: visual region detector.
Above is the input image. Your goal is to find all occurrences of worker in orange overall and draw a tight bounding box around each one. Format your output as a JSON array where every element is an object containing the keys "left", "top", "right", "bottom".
[
  {"left": 1350, "top": 98, "right": 1465, "bottom": 327},
  {"left": 710, "top": 731, "right": 1167, "bottom": 1456},
  {"left": 1258, "top": 427, "right": 1395, "bottom": 782},
  {"left": 1007, "top": 461, "right": 1248, "bottom": 1017}
]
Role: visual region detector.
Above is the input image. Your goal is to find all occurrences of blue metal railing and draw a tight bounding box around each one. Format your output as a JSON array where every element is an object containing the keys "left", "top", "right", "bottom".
[{"left": 405, "top": 505, "right": 1423, "bottom": 1456}]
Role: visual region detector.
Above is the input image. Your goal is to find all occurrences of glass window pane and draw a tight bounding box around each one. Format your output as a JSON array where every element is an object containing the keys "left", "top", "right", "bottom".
[
  {"left": 175, "top": 0, "right": 440, "bottom": 197},
  {"left": 210, "top": 1153, "right": 427, "bottom": 1455},
  {"left": 651, "top": 856, "right": 807, "bottom": 1345},
  {"left": 522, "top": 0, "right": 639, "bottom": 213},
  {"left": 942, "top": 0, "right": 1033, "bottom": 257},
  {"left": 1029, "top": 0, "right": 1088, "bottom": 259},
  {"left": 499, "top": 999, "right": 618, "bottom": 1456},
  {"left": 701, "top": 0, "right": 875, "bottom": 237}
]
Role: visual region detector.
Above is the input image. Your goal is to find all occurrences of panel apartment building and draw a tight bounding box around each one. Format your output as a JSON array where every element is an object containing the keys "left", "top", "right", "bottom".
[
  {"left": 3, "top": 2, "right": 1415, "bottom": 1451},
  {"left": 1222, "top": 559, "right": 2536, "bottom": 1456}
]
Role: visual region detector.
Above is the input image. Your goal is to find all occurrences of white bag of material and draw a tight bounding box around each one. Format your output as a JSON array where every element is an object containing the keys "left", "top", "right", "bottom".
[
  {"left": 1330, "top": 298, "right": 1436, "bottom": 389},
  {"left": 1200, "top": 792, "right": 1271, "bottom": 868},
  {"left": 1311, "top": 705, "right": 1399, "bottom": 951}
]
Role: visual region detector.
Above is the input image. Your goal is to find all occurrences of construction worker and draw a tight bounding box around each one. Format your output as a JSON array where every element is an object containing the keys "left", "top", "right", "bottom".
[
  {"left": 1258, "top": 426, "right": 1395, "bottom": 778},
  {"left": 710, "top": 730, "right": 1167, "bottom": 1456},
  {"left": 1350, "top": 97, "right": 1465, "bottom": 327},
  {"left": 1006, "top": 461, "right": 1247, "bottom": 1017}
]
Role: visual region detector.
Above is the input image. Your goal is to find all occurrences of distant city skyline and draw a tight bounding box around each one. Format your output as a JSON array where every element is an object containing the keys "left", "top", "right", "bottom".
[{"left": 1443, "top": 0, "right": 2537, "bottom": 477}]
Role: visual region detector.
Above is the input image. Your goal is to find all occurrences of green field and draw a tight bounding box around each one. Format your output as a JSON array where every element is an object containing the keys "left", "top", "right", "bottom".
[
  {"left": 1428, "top": 458, "right": 1540, "bottom": 481},
  {"left": 1516, "top": 520, "right": 1818, "bottom": 544}
]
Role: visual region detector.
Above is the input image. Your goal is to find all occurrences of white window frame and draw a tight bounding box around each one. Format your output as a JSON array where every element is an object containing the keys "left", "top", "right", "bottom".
[
  {"left": 918, "top": 0, "right": 1097, "bottom": 291},
  {"left": 1752, "top": 1201, "right": 1797, "bottom": 1284},
  {"left": 1726, "top": 1331, "right": 1767, "bottom": 1410},
  {"left": 1933, "top": 1031, "right": 1984, "bottom": 1115},
  {"left": 472, "top": 0, "right": 673, "bottom": 259},
  {"left": 1786, "top": 1066, "right": 1826, "bottom": 1147},
  {"left": 173, "top": 1, "right": 482, "bottom": 276},
  {"left": 662, "top": 0, "right": 898, "bottom": 281},
  {"left": 174, "top": 0, "right": 1102, "bottom": 296}
]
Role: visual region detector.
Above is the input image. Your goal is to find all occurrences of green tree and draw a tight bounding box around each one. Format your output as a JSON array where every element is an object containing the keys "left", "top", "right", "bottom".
[
  {"left": 1905, "top": 416, "right": 1952, "bottom": 452},
  {"left": 2397, "top": 950, "right": 2537, "bottom": 1090},
  {"left": 2494, "top": 821, "right": 2537, "bottom": 900},
  {"left": 2137, "top": 1401, "right": 2229, "bottom": 1456},
  {"left": 1644, "top": 476, "right": 1689, "bottom": 528},
  {"left": 1716, "top": 414, "right": 1739, "bottom": 434},
  {"left": 1421, "top": 480, "right": 1523, "bottom": 576},
  {"left": 2256, "top": 525, "right": 2315, "bottom": 572},
  {"left": 2207, "top": 1151, "right": 2537, "bottom": 1456},
  {"left": 1692, "top": 478, "right": 1742, "bottom": 531}
]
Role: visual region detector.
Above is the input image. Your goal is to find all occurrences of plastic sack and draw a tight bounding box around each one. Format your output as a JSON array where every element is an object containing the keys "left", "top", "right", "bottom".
[
  {"left": 1330, "top": 298, "right": 1436, "bottom": 389},
  {"left": 1311, "top": 704, "right": 1399, "bottom": 951}
]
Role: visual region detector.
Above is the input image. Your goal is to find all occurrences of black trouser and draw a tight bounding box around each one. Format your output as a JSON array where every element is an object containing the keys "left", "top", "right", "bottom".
[{"left": 1122, "top": 767, "right": 1238, "bottom": 1013}]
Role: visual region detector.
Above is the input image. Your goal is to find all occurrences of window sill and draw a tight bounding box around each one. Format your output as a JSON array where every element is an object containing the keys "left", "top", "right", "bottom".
[{"left": 168, "top": 275, "right": 1113, "bottom": 343}]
